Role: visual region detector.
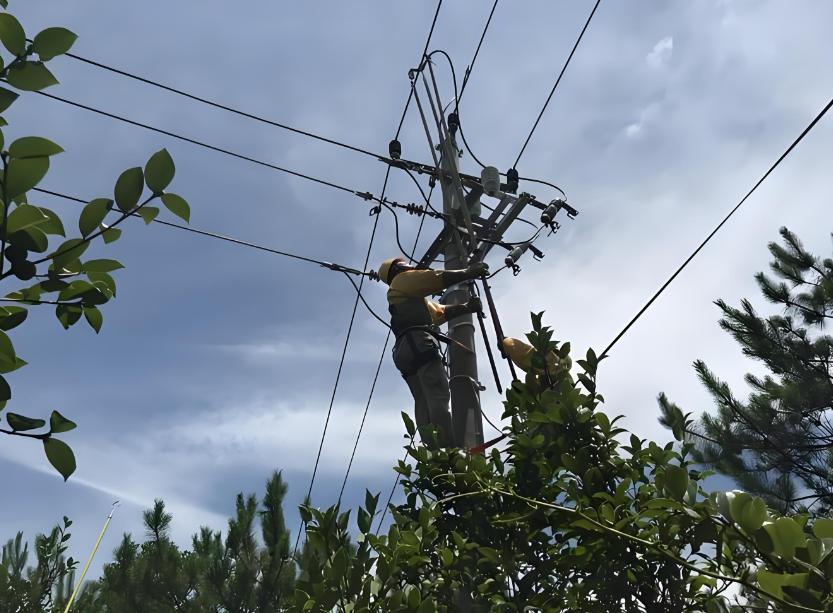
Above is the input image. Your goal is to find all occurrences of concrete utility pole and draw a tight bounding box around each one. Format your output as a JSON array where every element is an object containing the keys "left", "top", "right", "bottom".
[
  {"left": 439, "top": 132, "right": 484, "bottom": 449},
  {"left": 400, "top": 59, "right": 575, "bottom": 451}
]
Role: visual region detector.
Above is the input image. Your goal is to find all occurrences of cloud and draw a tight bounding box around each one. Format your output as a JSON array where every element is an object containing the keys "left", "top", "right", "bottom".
[{"left": 647, "top": 36, "right": 674, "bottom": 69}]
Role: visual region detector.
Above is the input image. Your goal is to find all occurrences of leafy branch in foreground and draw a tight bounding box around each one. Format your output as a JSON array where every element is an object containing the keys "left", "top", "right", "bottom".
[
  {"left": 0, "top": 2, "right": 191, "bottom": 479},
  {"left": 295, "top": 312, "right": 833, "bottom": 612}
]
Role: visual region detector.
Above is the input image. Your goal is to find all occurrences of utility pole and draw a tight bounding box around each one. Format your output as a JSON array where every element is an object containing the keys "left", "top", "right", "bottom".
[
  {"left": 439, "top": 131, "right": 484, "bottom": 449},
  {"left": 390, "top": 59, "right": 578, "bottom": 450}
]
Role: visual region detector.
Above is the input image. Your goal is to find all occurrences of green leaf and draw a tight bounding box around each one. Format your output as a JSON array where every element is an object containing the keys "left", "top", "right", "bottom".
[
  {"left": 0, "top": 374, "right": 9, "bottom": 401},
  {"left": 32, "top": 207, "right": 64, "bottom": 237},
  {"left": 0, "top": 13, "right": 25, "bottom": 56},
  {"left": 84, "top": 306, "right": 102, "bottom": 333},
  {"left": 161, "top": 193, "right": 190, "bottom": 222},
  {"left": 114, "top": 167, "right": 144, "bottom": 212},
  {"left": 101, "top": 226, "right": 122, "bottom": 244},
  {"left": 79, "top": 198, "right": 111, "bottom": 237},
  {"left": 0, "top": 306, "right": 27, "bottom": 331},
  {"left": 50, "top": 239, "right": 89, "bottom": 269},
  {"left": 757, "top": 570, "right": 808, "bottom": 601},
  {"left": 0, "top": 87, "right": 19, "bottom": 113},
  {"left": 82, "top": 259, "right": 123, "bottom": 273},
  {"left": 0, "top": 355, "right": 26, "bottom": 374},
  {"left": 730, "top": 493, "right": 768, "bottom": 534},
  {"left": 8, "top": 136, "right": 64, "bottom": 159},
  {"left": 812, "top": 518, "right": 833, "bottom": 540},
  {"left": 401, "top": 411, "right": 416, "bottom": 437},
  {"left": 32, "top": 27, "right": 77, "bottom": 61},
  {"left": 0, "top": 328, "right": 15, "bottom": 366},
  {"left": 763, "top": 517, "right": 807, "bottom": 561},
  {"left": 55, "top": 303, "right": 83, "bottom": 329},
  {"left": 43, "top": 438, "right": 76, "bottom": 481},
  {"left": 7, "top": 412, "right": 45, "bottom": 432},
  {"left": 664, "top": 464, "right": 689, "bottom": 502},
  {"left": 50, "top": 410, "right": 76, "bottom": 434},
  {"left": 6, "top": 204, "right": 49, "bottom": 233},
  {"left": 136, "top": 206, "right": 159, "bottom": 224},
  {"left": 6, "top": 62, "right": 59, "bottom": 91},
  {"left": 4, "top": 157, "right": 50, "bottom": 199},
  {"left": 144, "top": 149, "right": 175, "bottom": 193}
]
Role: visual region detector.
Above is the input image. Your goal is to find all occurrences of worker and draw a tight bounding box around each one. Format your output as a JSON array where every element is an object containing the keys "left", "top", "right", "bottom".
[
  {"left": 501, "top": 337, "right": 572, "bottom": 383},
  {"left": 378, "top": 256, "right": 489, "bottom": 448}
]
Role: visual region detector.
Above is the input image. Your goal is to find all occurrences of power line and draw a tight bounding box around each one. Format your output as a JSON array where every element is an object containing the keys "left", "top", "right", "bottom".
[
  {"left": 513, "top": 0, "right": 602, "bottom": 168},
  {"left": 37, "top": 91, "right": 361, "bottom": 197},
  {"left": 336, "top": 179, "right": 436, "bottom": 503},
  {"left": 284, "top": 0, "right": 445, "bottom": 578},
  {"left": 63, "top": 52, "right": 382, "bottom": 160},
  {"left": 601, "top": 94, "right": 833, "bottom": 359},
  {"left": 458, "top": 0, "right": 500, "bottom": 102},
  {"left": 32, "top": 187, "right": 373, "bottom": 276}
]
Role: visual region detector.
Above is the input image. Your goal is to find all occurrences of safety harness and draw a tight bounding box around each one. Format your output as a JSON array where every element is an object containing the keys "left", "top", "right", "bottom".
[{"left": 390, "top": 295, "right": 473, "bottom": 377}]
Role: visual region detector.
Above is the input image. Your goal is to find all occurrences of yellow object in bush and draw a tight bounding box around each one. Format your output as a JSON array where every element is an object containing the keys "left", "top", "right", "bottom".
[{"left": 502, "top": 338, "right": 571, "bottom": 380}]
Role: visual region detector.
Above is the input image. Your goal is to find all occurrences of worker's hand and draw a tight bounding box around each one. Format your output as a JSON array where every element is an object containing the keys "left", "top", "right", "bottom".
[
  {"left": 466, "top": 296, "right": 482, "bottom": 314},
  {"left": 466, "top": 261, "right": 490, "bottom": 279}
]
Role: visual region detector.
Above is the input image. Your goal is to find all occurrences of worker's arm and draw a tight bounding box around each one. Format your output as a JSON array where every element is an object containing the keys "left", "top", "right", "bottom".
[
  {"left": 427, "top": 296, "right": 481, "bottom": 325},
  {"left": 440, "top": 262, "right": 489, "bottom": 288}
]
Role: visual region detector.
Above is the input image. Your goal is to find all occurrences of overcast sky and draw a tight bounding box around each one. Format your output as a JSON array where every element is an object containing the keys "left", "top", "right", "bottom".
[{"left": 1, "top": 0, "right": 832, "bottom": 577}]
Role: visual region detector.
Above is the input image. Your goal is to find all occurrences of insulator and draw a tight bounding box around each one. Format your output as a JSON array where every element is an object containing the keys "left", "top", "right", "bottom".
[
  {"left": 506, "top": 168, "right": 519, "bottom": 194},
  {"left": 481, "top": 166, "right": 501, "bottom": 197},
  {"left": 388, "top": 139, "right": 402, "bottom": 160},
  {"left": 448, "top": 112, "right": 459, "bottom": 135},
  {"left": 504, "top": 246, "right": 524, "bottom": 268},
  {"left": 541, "top": 199, "right": 564, "bottom": 225}
]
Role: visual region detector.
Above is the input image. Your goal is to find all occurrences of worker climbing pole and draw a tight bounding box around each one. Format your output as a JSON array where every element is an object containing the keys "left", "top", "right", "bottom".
[{"left": 378, "top": 52, "right": 579, "bottom": 451}]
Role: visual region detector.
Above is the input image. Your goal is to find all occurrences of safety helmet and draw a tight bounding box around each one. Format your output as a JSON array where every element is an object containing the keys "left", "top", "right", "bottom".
[{"left": 378, "top": 257, "right": 406, "bottom": 285}]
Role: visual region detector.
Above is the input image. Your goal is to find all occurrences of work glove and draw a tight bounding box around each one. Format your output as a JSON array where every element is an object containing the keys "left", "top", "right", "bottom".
[
  {"left": 466, "top": 296, "right": 483, "bottom": 314},
  {"left": 466, "top": 261, "right": 490, "bottom": 279}
]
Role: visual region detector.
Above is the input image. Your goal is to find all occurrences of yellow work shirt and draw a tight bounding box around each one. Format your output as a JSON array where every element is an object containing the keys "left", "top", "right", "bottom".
[
  {"left": 502, "top": 337, "right": 569, "bottom": 378},
  {"left": 387, "top": 269, "right": 448, "bottom": 325}
]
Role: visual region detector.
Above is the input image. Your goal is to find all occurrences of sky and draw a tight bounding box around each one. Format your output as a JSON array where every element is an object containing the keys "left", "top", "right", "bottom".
[{"left": 1, "top": 0, "right": 832, "bottom": 578}]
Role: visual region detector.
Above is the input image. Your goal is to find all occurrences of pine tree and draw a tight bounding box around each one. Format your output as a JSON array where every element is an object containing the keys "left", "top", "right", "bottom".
[{"left": 661, "top": 227, "right": 833, "bottom": 514}]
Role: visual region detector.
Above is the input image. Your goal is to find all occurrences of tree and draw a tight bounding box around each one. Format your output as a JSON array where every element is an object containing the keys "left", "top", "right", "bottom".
[
  {"left": 0, "top": 516, "right": 76, "bottom": 612},
  {"left": 0, "top": 0, "right": 191, "bottom": 479},
  {"left": 661, "top": 228, "right": 833, "bottom": 515},
  {"left": 295, "top": 313, "right": 833, "bottom": 611},
  {"left": 1, "top": 470, "right": 299, "bottom": 612}
]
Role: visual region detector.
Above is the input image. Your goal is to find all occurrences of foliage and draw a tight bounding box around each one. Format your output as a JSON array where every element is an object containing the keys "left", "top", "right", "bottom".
[
  {"left": 0, "top": 516, "right": 76, "bottom": 612},
  {"left": 661, "top": 228, "right": 833, "bottom": 516},
  {"left": 0, "top": 0, "right": 190, "bottom": 478},
  {"left": 0, "top": 471, "right": 298, "bottom": 612},
  {"left": 294, "top": 313, "right": 833, "bottom": 611}
]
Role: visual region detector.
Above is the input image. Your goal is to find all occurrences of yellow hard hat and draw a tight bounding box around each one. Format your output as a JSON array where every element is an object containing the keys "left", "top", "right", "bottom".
[{"left": 378, "top": 257, "right": 406, "bottom": 285}]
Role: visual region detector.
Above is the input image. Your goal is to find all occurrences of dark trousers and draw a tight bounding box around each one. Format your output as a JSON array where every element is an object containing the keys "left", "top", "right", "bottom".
[{"left": 393, "top": 335, "right": 455, "bottom": 448}]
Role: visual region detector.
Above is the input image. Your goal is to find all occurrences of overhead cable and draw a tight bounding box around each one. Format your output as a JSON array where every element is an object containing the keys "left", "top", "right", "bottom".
[
  {"left": 285, "top": 0, "right": 445, "bottom": 575},
  {"left": 601, "top": 95, "right": 833, "bottom": 359},
  {"left": 63, "top": 52, "right": 382, "bottom": 160},
  {"left": 513, "top": 0, "right": 602, "bottom": 167},
  {"left": 32, "top": 187, "right": 373, "bottom": 277}
]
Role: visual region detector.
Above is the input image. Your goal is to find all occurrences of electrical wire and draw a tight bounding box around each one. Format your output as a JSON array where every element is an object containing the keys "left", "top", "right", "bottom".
[
  {"left": 31, "top": 188, "right": 374, "bottom": 276},
  {"left": 37, "top": 91, "right": 361, "bottom": 197},
  {"left": 458, "top": 0, "right": 500, "bottom": 103},
  {"left": 601, "top": 94, "right": 833, "bottom": 359},
  {"left": 513, "top": 0, "right": 602, "bottom": 167},
  {"left": 282, "top": 0, "right": 445, "bottom": 582},
  {"left": 428, "top": 49, "right": 567, "bottom": 209},
  {"left": 62, "top": 52, "right": 382, "bottom": 161}
]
